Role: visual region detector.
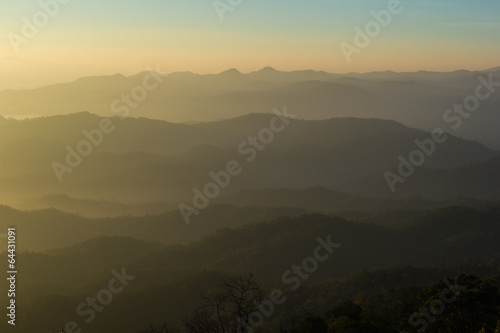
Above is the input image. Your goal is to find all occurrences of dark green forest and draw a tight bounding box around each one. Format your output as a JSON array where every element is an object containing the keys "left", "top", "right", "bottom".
[{"left": 1, "top": 204, "right": 499, "bottom": 332}]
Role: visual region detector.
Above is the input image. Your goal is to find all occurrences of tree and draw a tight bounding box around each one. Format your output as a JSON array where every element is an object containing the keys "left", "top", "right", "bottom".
[
  {"left": 184, "top": 274, "right": 264, "bottom": 333},
  {"left": 298, "top": 315, "right": 327, "bottom": 333},
  {"left": 279, "top": 307, "right": 311, "bottom": 333},
  {"left": 325, "top": 301, "right": 362, "bottom": 322}
]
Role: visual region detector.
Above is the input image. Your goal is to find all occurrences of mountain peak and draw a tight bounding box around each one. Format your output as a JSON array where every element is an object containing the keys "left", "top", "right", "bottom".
[
  {"left": 259, "top": 66, "right": 277, "bottom": 72},
  {"left": 484, "top": 66, "right": 500, "bottom": 72},
  {"left": 218, "top": 68, "right": 243, "bottom": 76}
]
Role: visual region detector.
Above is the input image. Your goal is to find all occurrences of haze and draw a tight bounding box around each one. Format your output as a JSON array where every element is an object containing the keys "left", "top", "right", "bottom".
[
  {"left": 1, "top": 0, "right": 500, "bottom": 90},
  {"left": 1, "top": 1, "right": 500, "bottom": 332}
]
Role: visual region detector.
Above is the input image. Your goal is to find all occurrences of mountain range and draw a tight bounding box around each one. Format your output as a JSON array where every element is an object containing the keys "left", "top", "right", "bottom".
[
  {"left": 0, "top": 113, "right": 498, "bottom": 215},
  {"left": 1, "top": 67, "right": 499, "bottom": 148}
]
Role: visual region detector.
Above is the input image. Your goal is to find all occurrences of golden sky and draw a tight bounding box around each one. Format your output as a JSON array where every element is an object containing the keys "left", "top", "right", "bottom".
[{"left": 1, "top": 0, "right": 499, "bottom": 90}]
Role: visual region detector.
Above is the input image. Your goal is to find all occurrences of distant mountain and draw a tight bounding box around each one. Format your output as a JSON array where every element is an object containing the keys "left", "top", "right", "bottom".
[
  {"left": 1, "top": 68, "right": 499, "bottom": 148},
  {"left": 337, "top": 155, "right": 500, "bottom": 200},
  {"left": 483, "top": 66, "right": 500, "bottom": 72},
  {"left": 0, "top": 114, "right": 496, "bottom": 207},
  {"left": 247, "top": 67, "right": 334, "bottom": 82},
  {"left": 214, "top": 186, "right": 477, "bottom": 216},
  {"left": 0, "top": 204, "right": 305, "bottom": 252},
  {"left": 26, "top": 194, "right": 173, "bottom": 217}
]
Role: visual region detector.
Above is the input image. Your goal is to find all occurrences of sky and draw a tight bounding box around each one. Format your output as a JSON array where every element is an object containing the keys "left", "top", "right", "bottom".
[{"left": 0, "top": 0, "right": 499, "bottom": 90}]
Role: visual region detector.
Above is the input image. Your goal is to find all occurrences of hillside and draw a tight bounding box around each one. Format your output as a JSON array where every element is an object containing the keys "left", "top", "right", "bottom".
[
  {"left": 0, "top": 114, "right": 497, "bottom": 211},
  {"left": 1, "top": 68, "right": 499, "bottom": 148},
  {"left": 337, "top": 156, "right": 500, "bottom": 200},
  {"left": 1, "top": 206, "right": 499, "bottom": 332}
]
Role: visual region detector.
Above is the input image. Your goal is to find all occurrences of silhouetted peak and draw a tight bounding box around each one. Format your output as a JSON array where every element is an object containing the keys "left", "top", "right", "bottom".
[
  {"left": 46, "top": 111, "right": 100, "bottom": 122},
  {"left": 74, "top": 73, "right": 125, "bottom": 83},
  {"left": 372, "top": 70, "right": 396, "bottom": 74},
  {"left": 218, "top": 68, "right": 243, "bottom": 76},
  {"left": 483, "top": 66, "right": 500, "bottom": 72},
  {"left": 259, "top": 66, "right": 278, "bottom": 72}
]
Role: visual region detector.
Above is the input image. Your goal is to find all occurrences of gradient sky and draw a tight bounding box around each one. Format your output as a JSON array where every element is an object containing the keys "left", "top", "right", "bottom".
[{"left": 0, "top": 0, "right": 499, "bottom": 89}]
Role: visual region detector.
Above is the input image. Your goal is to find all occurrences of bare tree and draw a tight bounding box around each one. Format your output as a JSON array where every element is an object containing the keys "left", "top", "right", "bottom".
[
  {"left": 185, "top": 274, "right": 264, "bottom": 333},
  {"left": 279, "top": 307, "right": 311, "bottom": 333},
  {"left": 184, "top": 307, "right": 220, "bottom": 333}
]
